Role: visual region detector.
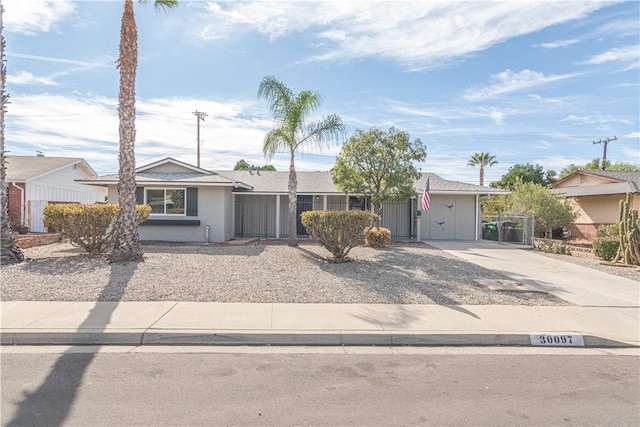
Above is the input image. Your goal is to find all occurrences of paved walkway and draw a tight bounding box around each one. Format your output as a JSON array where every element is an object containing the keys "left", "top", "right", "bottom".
[{"left": 1, "top": 241, "right": 638, "bottom": 348}]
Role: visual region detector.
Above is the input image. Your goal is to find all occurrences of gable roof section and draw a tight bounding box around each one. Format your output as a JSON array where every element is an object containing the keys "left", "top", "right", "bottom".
[
  {"left": 136, "top": 157, "right": 213, "bottom": 174},
  {"left": 78, "top": 158, "right": 253, "bottom": 189},
  {"left": 6, "top": 156, "right": 97, "bottom": 182},
  {"left": 551, "top": 170, "right": 640, "bottom": 197}
]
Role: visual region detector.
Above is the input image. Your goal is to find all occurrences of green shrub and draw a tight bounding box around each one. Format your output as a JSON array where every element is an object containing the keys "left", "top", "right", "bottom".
[
  {"left": 534, "top": 238, "right": 572, "bottom": 255},
  {"left": 593, "top": 238, "right": 620, "bottom": 262},
  {"left": 43, "top": 203, "right": 151, "bottom": 256},
  {"left": 364, "top": 226, "right": 391, "bottom": 248},
  {"left": 301, "top": 210, "right": 376, "bottom": 262}
]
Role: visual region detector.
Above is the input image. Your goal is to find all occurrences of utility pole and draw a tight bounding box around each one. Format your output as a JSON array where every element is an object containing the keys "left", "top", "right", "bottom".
[
  {"left": 593, "top": 136, "right": 616, "bottom": 170},
  {"left": 193, "top": 110, "right": 208, "bottom": 167}
]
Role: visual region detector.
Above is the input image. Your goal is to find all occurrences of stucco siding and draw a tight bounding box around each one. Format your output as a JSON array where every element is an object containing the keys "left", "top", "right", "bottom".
[
  {"left": 419, "top": 195, "right": 478, "bottom": 240},
  {"left": 572, "top": 195, "right": 622, "bottom": 224}
]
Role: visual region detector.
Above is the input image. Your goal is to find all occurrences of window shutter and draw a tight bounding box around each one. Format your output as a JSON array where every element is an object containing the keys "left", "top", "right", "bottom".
[
  {"left": 135, "top": 187, "right": 144, "bottom": 204},
  {"left": 186, "top": 187, "right": 198, "bottom": 216}
]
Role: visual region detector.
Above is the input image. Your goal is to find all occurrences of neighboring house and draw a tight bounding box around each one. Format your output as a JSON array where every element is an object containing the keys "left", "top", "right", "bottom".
[
  {"left": 6, "top": 155, "right": 107, "bottom": 232},
  {"left": 78, "top": 157, "right": 507, "bottom": 243},
  {"left": 551, "top": 170, "right": 640, "bottom": 240}
]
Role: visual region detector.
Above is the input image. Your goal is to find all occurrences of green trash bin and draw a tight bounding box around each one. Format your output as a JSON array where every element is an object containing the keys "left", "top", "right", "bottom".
[{"left": 483, "top": 222, "right": 498, "bottom": 241}]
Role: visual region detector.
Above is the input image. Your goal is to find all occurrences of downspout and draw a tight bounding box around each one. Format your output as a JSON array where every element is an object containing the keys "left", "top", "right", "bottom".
[{"left": 11, "top": 182, "right": 25, "bottom": 226}]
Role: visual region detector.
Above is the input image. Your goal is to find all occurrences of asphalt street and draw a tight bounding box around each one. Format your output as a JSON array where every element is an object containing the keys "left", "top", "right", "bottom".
[{"left": 2, "top": 348, "right": 638, "bottom": 426}]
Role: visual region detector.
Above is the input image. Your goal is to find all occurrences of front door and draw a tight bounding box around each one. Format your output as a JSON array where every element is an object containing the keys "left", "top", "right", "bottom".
[{"left": 296, "top": 195, "right": 314, "bottom": 235}]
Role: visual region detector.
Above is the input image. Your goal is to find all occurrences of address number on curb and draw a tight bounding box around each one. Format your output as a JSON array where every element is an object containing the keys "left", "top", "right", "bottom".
[{"left": 530, "top": 333, "right": 585, "bottom": 347}]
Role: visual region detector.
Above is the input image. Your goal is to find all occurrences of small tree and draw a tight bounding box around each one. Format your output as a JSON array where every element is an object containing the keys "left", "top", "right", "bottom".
[
  {"left": 301, "top": 210, "right": 376, "bottom": 262},
  {"left": 44, "top": 204, "right": 151, "bottom": 256},
  {"left": 233, "top": 159, "right": 276, "bottom": 171},
  {"left": 258, "top": 75, "right": 344, "bottom": 247},
  {"left": 491, "top": 163, "right": 556, "bottom": 190},
  {"left": 331, "top": 127, "right": 426, "bottom": 227},
  {"left": 507, "top": 182, "right": 577, "bottom": 238}
]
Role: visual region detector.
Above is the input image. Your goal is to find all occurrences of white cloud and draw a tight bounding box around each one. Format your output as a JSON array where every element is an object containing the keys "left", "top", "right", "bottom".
[
  {"left": 8, "top": 71, "right": 58, "bottom": 86},
  {"left": 4, "top": 93, "right": 275, "bottom": 174},
  {"left": 528, "top": 94, "right": 563, "bottom": 104},
  {"left": 197, "top": 1, "right": 609, "bottom": 70},
  {"left": 583, "top": 45, "right": 640, "bottom": 70},
  {"left": 489, "top": 109, "right": 504, "bottom": 125},
  {"left": 560, "top": 114, "right": 633, "bottom": 125},
  {"left": 3, "top": 0, "right": 74, "bottom": 35},
  {"left": 624, "top": 132, "right": 640, "bottom": 139},
  {"left": 463, "top": 69, "right": 577, "bottom": 101},
  {"left": 539, "top": 39, "right": 579, "bottom": 49}
]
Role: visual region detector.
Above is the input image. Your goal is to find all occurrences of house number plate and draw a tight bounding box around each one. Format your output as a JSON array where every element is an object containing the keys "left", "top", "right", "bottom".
[{"left": 530, "top": 333, "right": 585, "bottom": 347}]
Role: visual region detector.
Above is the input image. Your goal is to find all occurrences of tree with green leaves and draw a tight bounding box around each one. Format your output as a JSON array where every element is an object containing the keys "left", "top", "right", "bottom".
[
  {"left": 258, "top": 75, "right": 344, "bottom": 246},
  {"left": 109, "top": 0, "right": 178, "bottom": 263},
  {"left": 0, "top": 5, "right": 24, "bottom": 264},
  {"left": 491, "top": 163, "right": 557, "bottom": 190},
  {"left": 507, "top": 181, "right": 577, "bottom": 238},
  {"left": 331, "top": 127, "right": 426, "bottom": 227},
  {"left": 233, "top": 159, "right": 276, "bottom": 171},
  {"left": 467, "top": 152, "right": 497, "bottom": 186},
  {"left": 560, "top": 159, "right": 640, "bottom": 178}
]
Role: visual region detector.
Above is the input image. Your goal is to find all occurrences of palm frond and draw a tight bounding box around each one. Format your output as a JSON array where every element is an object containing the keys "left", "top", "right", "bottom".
[{"left": 258, "top": 76, "right": 293, "bottom": 122}]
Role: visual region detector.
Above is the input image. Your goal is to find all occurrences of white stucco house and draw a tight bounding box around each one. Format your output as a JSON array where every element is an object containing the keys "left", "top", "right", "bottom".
[
  {"left": 6, "top": 155, "right": 107, "bottom": 232},
  {"left": 78, "top": 157, "right": 507, "bottom": 243}
]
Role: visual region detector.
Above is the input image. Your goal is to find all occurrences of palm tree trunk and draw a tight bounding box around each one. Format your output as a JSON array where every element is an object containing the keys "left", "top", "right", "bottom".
[
  {"left": 0, "top": 5, "right": 24, "bottom": 264},
  {"left": 110, "top": 0, "right": 143, "bottom": 263},
  {"left": 479, "top": 166, "right": 485, "bottom": 187},
  {"left": 287, "top": 148, "right": 298, "bottom": 246}
]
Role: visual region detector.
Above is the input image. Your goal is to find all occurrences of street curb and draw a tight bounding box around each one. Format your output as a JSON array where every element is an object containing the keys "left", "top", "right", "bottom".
[{"left": 1, "top": 331, "right": 638, "bottom": 348}]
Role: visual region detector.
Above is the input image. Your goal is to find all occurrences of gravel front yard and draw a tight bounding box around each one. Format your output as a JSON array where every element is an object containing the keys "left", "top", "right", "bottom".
[{"left": 0, "top": 241, "right": 584, "bottom": 306}]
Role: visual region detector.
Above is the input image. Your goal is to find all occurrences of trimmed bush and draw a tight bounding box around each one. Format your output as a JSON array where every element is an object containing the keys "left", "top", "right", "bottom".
[
  {"left": 301, "top": 210, "right": 376, "bottom": 262},
  {"left": 593, "top": 237, "right": 620, "bottom": 262},
  {"left": 364, "top": 226, "right": 391, "bottom": 248},
  {"left": 43, "top": 203, "right": 151, "bottom": 256},
  {"left": 534, "top": 238, "right": 572, "bottom": 255}
]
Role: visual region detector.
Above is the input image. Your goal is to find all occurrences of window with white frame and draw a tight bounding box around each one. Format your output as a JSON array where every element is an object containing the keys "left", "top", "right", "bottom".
[{"left": 146, "top": 188, "right": 186, "bottom": 215}]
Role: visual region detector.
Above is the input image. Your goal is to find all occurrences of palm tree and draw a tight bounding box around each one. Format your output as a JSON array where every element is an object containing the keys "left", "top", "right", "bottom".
[
  {"left": 109, "top": 0, "right": 177, "bottom": 263},
  {"left": 0, "top": 5, "right": 24, "bottom": 264},
  {"left": 258, "top": 76, "right": 345, "bottom": 246},
  {"left": 467, "top": 152, "right": 498, "bottom": 187}
]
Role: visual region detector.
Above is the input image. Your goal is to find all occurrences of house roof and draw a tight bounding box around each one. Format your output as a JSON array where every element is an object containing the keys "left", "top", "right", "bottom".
[
  {"left": 551, "top": 170, "right": 640, "bottom": 197},
  {"left": 216, "top": 170, "right": 508, "bottom": 195},
  {"left": 6, "top": 156, "right": 97, "bottom": 182},
  {"left": 79, "top": 157, "right": 507, "bottom": 196},
  {"left": 78, "top": 172, "right": 254, "bottom": 189}
]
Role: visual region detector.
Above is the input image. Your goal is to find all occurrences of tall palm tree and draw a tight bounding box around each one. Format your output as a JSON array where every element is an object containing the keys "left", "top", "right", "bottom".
[
  {"left": 467, "top": 152, "right": 498, "bottom": 187},
  {"left": 258, "top": 76, "right": 345, "bottom": 246},
  {"left": 109, "top": 0, "right": 177, "bottom": 263},
  {"left": 0, "top": 5, "right": 24, "bottom": 264}
]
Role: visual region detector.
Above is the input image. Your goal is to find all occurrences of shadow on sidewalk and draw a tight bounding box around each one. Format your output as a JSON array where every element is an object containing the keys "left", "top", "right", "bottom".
[{"left": 6, "top": 261, "right": 138, "bottom": 427}]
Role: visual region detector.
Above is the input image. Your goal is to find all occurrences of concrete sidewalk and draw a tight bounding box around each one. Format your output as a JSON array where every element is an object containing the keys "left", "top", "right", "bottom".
[
  {"left": 2, "top": 241, "right": 638, "bottom": 348},
  {"left": 1, "top": 301, "right": 638, "bottom": 347}
]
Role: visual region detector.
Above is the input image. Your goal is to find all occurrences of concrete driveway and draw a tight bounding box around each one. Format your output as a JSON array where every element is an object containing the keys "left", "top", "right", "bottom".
[{"left": 426, "top": 240, "right": 639, "bottom": 308}]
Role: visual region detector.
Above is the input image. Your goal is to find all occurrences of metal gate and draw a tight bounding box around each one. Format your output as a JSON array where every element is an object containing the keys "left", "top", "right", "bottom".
[
  {"left": 482, "top": 214, "right": 534, "bottom": 245},
  {"left": 296, "top": 195, "right": 314, "bottom": 235}
]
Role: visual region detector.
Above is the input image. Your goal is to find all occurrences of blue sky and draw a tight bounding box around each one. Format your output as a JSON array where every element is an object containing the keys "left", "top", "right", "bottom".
[{"left": 3, "top": 0, "right": 639, "bottom": 185}]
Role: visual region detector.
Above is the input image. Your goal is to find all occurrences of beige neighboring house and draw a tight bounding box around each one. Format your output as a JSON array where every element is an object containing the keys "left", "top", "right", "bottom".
[
  {"left": 551, "top": 170, "right": 640, "bottom": 241},
  {"left": 6, "top": 155, "right": 107, "bottom": 232}
]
